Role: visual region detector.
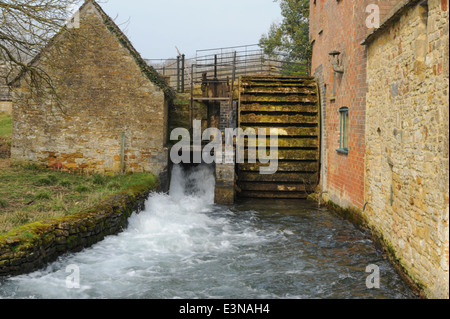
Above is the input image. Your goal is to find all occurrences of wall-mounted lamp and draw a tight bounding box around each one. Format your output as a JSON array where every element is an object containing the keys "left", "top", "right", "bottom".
[{"left": 329, "top": 50, "right": 344, "bottom": 74}]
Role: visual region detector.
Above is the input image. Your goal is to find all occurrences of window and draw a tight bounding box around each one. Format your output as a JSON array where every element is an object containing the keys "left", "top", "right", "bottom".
[{"left": 338, "top": 107, "right": 348, "bottom": 154}]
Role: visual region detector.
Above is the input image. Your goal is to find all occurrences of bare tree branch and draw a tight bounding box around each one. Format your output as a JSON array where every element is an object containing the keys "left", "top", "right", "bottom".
[{"left": 0, "top": 0, "right": 83, "bottom": 85}]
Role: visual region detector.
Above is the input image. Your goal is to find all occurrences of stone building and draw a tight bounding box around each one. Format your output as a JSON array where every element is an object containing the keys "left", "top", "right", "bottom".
[
  {"left": 11, "top": 0, "right": 174, "bottom": 184},
  {"left": 0, "top": 62, "right": 12, "bottom": 114},
  {"left": 310, "top": 0, "right": 449, "bottom": 298},
  {"left": 309, "top": 0, "right": 397, "bottom": 212},
  {"left": 362, "top": 0, "right": 449, "bottom": 299}
]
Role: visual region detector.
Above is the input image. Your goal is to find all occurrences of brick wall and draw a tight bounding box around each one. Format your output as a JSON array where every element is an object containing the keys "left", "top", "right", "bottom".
[
  {"left": 311, "top": 0, "right": 366, "bottom": 210},
  {"left": 310, "top": 0, "right": 397, "bottom": 211},
  {"left": 364, "top": 0, "right": 449, "bottom": 299},
  {"left": 11, "top": 2, "right": 170, "bottom": 180}
]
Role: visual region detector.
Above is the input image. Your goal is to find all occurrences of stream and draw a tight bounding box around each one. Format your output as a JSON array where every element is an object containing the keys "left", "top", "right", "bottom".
[{"left": 0, "top": 164, "right": 415, "bottom": 299}]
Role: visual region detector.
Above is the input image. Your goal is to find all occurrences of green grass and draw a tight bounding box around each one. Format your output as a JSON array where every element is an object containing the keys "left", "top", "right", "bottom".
[
  {"left": 0, "top": 112, "right": 12, "bottom": 138},
  {"left": 0, "top": 111, "right": 157, "bottom": 234},
  {"left": 34, "top": 191, "right": 51, "bottom": 201},
  {"left": 59, "top": 179, "right": 72, "bottom": 188},
  {"left": 0, "top": 165, "right": 157, "bottom": 234},
  {"left": 0, "top": 112, "right": 12, "bottom": 158},
  {"left": 0, "top": 199, "right": 8, "bottom": 208}
]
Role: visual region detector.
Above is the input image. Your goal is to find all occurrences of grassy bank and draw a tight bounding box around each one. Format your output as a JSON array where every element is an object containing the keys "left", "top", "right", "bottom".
[
  {"left": 0, "top": 112, "right": 11, "bottom": 158},
  {"left": 0, "top": 111, "right": 158, "bottom": 234},
  {"left": 0, "top": 164, "right": 157, "bottom": 234},
  {"left": 0, "top": 112, "right": 11, "bottom": 137}
]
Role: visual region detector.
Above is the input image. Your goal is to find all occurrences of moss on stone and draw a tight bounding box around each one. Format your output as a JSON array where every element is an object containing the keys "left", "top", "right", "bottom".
[
  {"left": 369, "top": 226, "right": 428, "bottom": 298},
  {"left": 0, "top": 177, "right": 156, "bottom": 276},
  {"left": 324, "top": 199, "right": 428, "bottom": 298},
  {"left": 325, "top": 200, "right": 368, "bottom": 231}
]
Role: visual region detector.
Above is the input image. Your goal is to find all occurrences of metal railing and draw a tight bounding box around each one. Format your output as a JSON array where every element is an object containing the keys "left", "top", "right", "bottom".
[{"left": 146, "top": 44, "right": 309, "bottom": 93}]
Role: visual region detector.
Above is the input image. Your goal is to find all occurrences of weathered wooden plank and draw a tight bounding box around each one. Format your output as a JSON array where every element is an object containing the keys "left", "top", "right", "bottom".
[
  {"left": 238, "top": 171, "right": 319, "bottom": 183},
  {"left": 239, "top": 126, "right": 319, "bottom": 137},
  {"left": 242, "top": 86, "right": 317, "bottom": 94},
  {"left": 240, "top": 113, "right": 319, "bottom": 125},
  {"left": 239, "top": 103, "right": 318, "bottom": 113},
  {"left": 240, "top": 95, "right": 318, "bottom": 104},
  {"left": 241, "top": 137, "right": 319, "bottom": 148},
  {"left": 241, "top": 149, "right": 319, "bottom": 160},
  {"left": 237, "top": 182, "right": 314, "bottom": 192},
  {"left": 241, "top": 83, "right": 316, "bottom": 89},
  {"left": 238, "top": 190, "right": 309, "bottom": 199},
  {"left": 240, "top": 76, "right": 316, "bottom": 84},
  {"left": 238, "top": 161, "right": 319, "bottom": 172},
  {"left": 241, "top": 75, "right": 313, "bottom": 80}
]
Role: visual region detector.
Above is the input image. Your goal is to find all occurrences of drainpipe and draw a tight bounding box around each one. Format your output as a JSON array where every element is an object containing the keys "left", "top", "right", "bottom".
[{"left": 120, "top": 132, "right": 125, "bottom": 174}]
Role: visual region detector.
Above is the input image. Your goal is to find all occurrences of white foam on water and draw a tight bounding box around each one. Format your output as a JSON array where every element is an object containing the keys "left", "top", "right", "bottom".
[
  {"left": 0, "top": 165, "right": 272, "bottom": 299},
  {"left": 0, "top": 164, "right": 416, "bottom": 299}
]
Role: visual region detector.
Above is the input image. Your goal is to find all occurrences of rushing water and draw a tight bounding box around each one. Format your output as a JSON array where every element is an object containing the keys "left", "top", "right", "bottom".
[{"left": 0, "top": 164, "right": 415, "bottom": 299}]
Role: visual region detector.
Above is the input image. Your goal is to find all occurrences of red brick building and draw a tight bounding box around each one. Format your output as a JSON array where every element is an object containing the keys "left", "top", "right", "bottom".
[{"left": 309, "top": 0, "right": 397, "bottom": 211}]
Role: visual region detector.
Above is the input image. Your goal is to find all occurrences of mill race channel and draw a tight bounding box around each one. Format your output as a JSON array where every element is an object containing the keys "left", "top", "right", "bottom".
[{"left": 0, "top": 164, "right": 416, "bottom": 299}]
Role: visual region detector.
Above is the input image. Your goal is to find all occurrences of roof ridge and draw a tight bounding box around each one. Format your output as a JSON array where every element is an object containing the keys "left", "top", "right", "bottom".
[
  {"left": 10, "top": 0, "right": 175, "bottom": 100},
  {"left": 88, "top": 0, "right": 175, "bottom": 99}
]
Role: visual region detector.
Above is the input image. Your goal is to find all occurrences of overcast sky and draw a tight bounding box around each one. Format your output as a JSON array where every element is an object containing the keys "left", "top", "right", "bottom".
[{"left": 98, "top": 0, "right": 282, "bottom": 60}]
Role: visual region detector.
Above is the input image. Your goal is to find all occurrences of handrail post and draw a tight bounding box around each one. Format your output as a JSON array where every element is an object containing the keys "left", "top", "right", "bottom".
[
  {"left": 177, "top": 55, "right": 181, "bottom": 93},
  {"left": 181, "top": 54, "right": 185, "bottom": 93}
]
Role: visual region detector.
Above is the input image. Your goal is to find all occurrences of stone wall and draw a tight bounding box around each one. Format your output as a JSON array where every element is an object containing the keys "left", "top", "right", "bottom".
[
  {"left": 0, "top": 101, "right": 11, "bottom": 114},
  {"left": 309, "top": 0, "right": 397, "bottom": 211},
  {"left": 0, "top": 178, "right": 156, "bottom": 277},
  {"left": 1, "top": 62, "right": 12, "bottom": 114},
  {"left": 215, "top": 162, "right": 236, "bottom": 205},
  {"left": 169, "top": 93, "right": 208, "bottom": 138},
  {"left": 11, "top": 1, "right": 170, "bottom": 181},
  {"left": 364, "top": 0, "right": 449, "bottom": 299}
]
